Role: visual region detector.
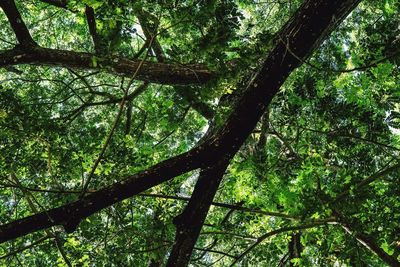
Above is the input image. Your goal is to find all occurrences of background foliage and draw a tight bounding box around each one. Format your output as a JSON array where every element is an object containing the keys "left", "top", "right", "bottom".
[{"left": 0, "top": 0, "right": 399, "bottom": 266}]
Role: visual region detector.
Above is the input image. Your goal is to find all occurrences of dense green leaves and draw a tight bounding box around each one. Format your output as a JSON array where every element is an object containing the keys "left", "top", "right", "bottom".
[{"left": 0, "top": 0, "right": 399, "bottom": 266}]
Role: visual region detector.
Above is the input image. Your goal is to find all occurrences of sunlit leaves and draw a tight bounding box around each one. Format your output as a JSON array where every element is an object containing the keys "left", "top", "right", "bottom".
[{"left": 0, "top": 0, "right": 399, "bottom": 266}]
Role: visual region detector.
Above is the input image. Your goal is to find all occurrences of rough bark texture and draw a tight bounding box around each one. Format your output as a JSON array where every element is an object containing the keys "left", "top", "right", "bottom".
[
  {"left": 84, "top": 5, "right": 102, "bottom": 55},
  {"left": 0, "top": 0, "right": 212, "bottom": 86},
  {"left": 0, "top": 0, "right": 215, "bottom": 119},
  {"left": 0, "top": 47, "right": 213, "bottom": 85},
  {"left": 0, "top": 146, "right": 210, "bottom": 243},
  {"left": 0, "top": 1, "right": 365, "bottom": 266},
  {"left": 167, "top": 160, "right": 230, "bottom": 267},
  {"left": 163, "top": 1, "right": 361, "bottom": 265}
]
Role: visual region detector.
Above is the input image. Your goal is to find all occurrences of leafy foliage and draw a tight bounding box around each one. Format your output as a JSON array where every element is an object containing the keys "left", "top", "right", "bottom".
[{"left": 0, "top": 0, "right": 399, "bottom": 266}]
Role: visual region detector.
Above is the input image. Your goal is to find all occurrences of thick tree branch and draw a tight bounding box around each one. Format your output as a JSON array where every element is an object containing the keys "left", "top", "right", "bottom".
[
  {"left": 167, "top": 1, "right": 362, "bottom": 265},
  {"left": 288, "top": 233, "right": 302, "bottom": 267},
  {"left": 35, "top": 0, "right": 214, "bottom": 120},
  {"left": 0, "top": 47, "right": 213, "bottom": 85},
  {"left": 337, "top": 213, "right": 400, "bottom": 267},
  {"left": 39, "top": 0, "right": 68, "bottom": 8},
  {"left": 0, "top": 0, "right": 36, "bottom": 46},
  {"left": 0, "top": 0, "right": 361, "bottom": 247},
  {"left": 0, "top": 144, "right": 212, "bottom": 244},
  {"left": 84, "top": 5, "right": 102, "bottom": 55},
  {"left": 167, "top": 160, "right": 230, "bottom": 266}
]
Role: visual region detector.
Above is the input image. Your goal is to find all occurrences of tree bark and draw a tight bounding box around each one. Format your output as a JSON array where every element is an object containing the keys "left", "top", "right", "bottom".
[
  {"left": 166, "top": 160, "right": 230, "bottom": 267},
  {"left": 0, "top": 0, "right": 36, "bottom": 47},
  {"left": 84, "top": 5, "right": 102, "bottom": 55},
  {"left": 0, "top": 1, "right": 362, "bottom": 256},
  {"left": 166, "top": 0, "right": 362, "bottom": 266},
  {"left": 0, "top": 47, "right": 213, "bottom": 85},
  {"left": 288, "top": 233, "right": 302, "bottom": 266}
]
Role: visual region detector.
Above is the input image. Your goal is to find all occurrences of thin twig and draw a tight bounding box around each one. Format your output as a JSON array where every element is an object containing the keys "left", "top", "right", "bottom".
[
  {"left": 80, "top": 37, "right": 155, "bottom": 197},
  {"left": 278, "top": 34, "right": 400, "bottom": 73},
  {"left": 230, "top": 221, "right": 334, "bottom": 266},
  {"left": 138, "top": 193, "right": 298, "bottom": 220},
  {"left": 0, "top": 235, "right": 51, "bottom": 260}
]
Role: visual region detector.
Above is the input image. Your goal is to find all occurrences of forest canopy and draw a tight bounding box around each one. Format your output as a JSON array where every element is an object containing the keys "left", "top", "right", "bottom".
[{"left": 0, "top": 0, "right": 399, "bottom": 266}]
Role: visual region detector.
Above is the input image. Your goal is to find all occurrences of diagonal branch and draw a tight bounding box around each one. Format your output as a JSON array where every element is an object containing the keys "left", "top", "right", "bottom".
[
  {"left": 0, "top": 47, "right": 214, "bottom": 85},
  {"left": 167, "top": 1, "right": 362, "bottom": 265},
  {"left": 11, "top": 174, "right": 72, "bottom": 267},
  {"left": 0, "top": 0, "right": 37, "bottom": 47},
  {"left": 336, "top": 212, "right": 400, "bottom": 267},
  {"left": 0, "top": 235, "right": 51, "bottom": 260},
  {"left": 331, "top": 162, "right": 400, "bottom": 204},
  {"left": 167, "top": 160, "right": 230, "bottom": 266},
  {"left": 14, "top": 0, "right": 214, "bottom": 120},
  {"left": 0, "top": 0, "right": 362, "bottom": 247},
  {"left": 0, "top": 144, "right": 211, "bottom": 244}
]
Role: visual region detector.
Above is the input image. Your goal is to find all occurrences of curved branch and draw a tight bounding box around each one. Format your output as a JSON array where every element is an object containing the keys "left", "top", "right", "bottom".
[
  {"left": 0, "top": 144, "right": 211, "bottom": 244},
  {"left": 0, "top": 235, "right": 51, "bottom": 260}
]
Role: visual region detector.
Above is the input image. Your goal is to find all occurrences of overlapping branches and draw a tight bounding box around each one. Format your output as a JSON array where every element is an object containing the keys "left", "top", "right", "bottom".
[
  {"left": 2, "top": 0, "right": 398, "bottom": 266},
  {"left": 0, "top": 0, "right": 216, "bottom": 119},
  {"left": 0, "top": 0, "right": 361, "bottom": 244},
  {"left": 0, "top": 1, "right": 212, "bottom": 85}
]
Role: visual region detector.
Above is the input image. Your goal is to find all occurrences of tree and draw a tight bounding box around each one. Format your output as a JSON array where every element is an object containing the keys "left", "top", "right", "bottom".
[{"left": 0, "top": 0, "right": 399, "bottom": 266}]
